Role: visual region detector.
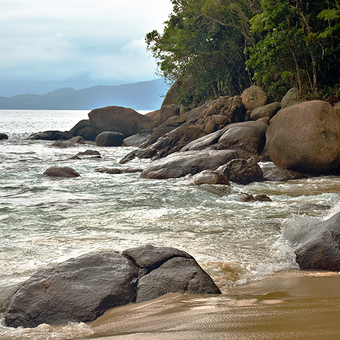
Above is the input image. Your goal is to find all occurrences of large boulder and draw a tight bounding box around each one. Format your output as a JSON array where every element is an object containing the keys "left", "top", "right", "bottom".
[
  {"left": 2, "top": 246, "right": 220, "bottom": 328},
  {"left": 95, "top": 131, "right": 125, "bottom": 147},
  {"left": 295, "top": 212, "right": 340, "bottom": 271},
  {"left": 266, "top": 100, "right": 340, "bottom": 174},
  {"left": 241, "top": 85, "right": 268, "bottom": 111},
  {"left": 140, "top": 149, "right": 238, "bottom": 179},
  {"left": 89, "top": 106, "right": 154, "bottom": 137}
]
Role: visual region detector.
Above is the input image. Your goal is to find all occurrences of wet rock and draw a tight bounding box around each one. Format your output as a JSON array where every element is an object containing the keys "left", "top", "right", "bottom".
[
  {"left": 69, "top": 119, "right": 98, "bottom": 141},
  {"left": 89, "top": 106, "right": 154, "bottom": 137},
  {"left": 95, "top": 131, "right": 125, "bottom": 147},
  {"left": 52, "top": 136, "right": 86, "bottom": 148},
  {"left": 185, "top": 170, "right": 230, "bottom": 186},
  {"left": 119, "top": 148, "right": 157, "bottom": 164},
  {"left": 262, "top": 163, "right": 307, "bottom": 181},
  {"left": 95, "top": 167, "right": 143, "bottom": 174},
  {"left": 28, "top": 130, "right": 74, "bottom": 141},
  {"left": 2, "top": 246, "right": 220, "bottom": 328},
  {"left": 0, "top": 133, "right": 8, "bottom": 140},
  {"left": 43, "top": 166, "right": 80, "bottom": 177},
  {"left": 77, "top": 150, "right": 101, "bottom": 157},
  {"left": 266, "top": 100, "right": 340, "bottom": 174},
  {"left": 216, "top": 159, "right": 263, "bottom": 185},
  {"left": 141, "top": 149, "right": 238, "bottom": 179},
  {"left": 2, "top": 252, "right": 139, "bottom": 328},
  {"left": 295, "top": 212, "right": 340, "bottom": 271}
]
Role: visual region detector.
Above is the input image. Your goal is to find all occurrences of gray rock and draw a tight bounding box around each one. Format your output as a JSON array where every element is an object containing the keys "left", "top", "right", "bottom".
[
  {"left": 43, "top": 166, "right": 80, "bottom": 177},
  {"left": 250, "top": 102, "right": 281, "bottom": 120},
  {"left": 185, "top": 170, "right": 230, "bottom": 186},
  {"left": 28, "top": 130, "right": 74, "bottom": 141},
  {"left": 295, "top": 212, "right": 340, "bottom": 271},
  {"left": 2, "top": 252, "right": 139, "bottom": 328},
  {"left": 140, "top": 149, "right": 239, "bottom": 179},
  {"left": 95, "top": 131, "right": 125, "bottom": 146},
  {"left": 1, "top": 245, "right": 220, "bottom": 328},
  {"left": 123, "top": 130, "right": 153, "bottom": 147},
  {"left": 217, "top": 158, "right": 263, "bottom": 184},
  {"left": 281, "top": 88, "right": 300, "bottom": 109}
]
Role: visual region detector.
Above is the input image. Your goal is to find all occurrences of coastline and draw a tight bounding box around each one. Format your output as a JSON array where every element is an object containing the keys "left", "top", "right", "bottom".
[{"left": 89, "top": 270, "right": 340, "bottom": 339}]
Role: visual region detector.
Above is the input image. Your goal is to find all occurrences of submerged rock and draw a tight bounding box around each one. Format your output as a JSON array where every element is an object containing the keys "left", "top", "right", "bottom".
[
  {"left": 28, "top": 130, "right": 73, "bottom": 141},
  {"left": 2, "top": 245, "right": 220, "bottom": 328},
  {"left": 43, "top": 166, "right": 80, "bottom": 177},
  {"left": 0, "top": 133, "right": 8, "bottom": 140}
]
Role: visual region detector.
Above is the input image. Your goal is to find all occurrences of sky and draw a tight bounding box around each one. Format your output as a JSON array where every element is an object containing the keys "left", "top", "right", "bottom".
[{"left": 0, "top": 0, "right": 173, "bottom": 96}]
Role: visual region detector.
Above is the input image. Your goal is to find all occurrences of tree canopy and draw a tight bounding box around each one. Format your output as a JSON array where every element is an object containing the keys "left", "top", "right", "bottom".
[{"left": 146, "top": 0, "right": 340, "bottom": 106}]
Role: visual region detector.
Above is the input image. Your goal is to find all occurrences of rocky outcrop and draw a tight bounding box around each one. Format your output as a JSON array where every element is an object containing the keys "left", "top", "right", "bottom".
[
  {"left": 43, "top": 166, "right": 80, "bottom": 177},
  {"left": 95, "top": 131, "right": 125, "bottom": 146},
  {"left": 140, "top": 149, "right": 238, "bottom": 179},
  {"left": 266, "top": 100, "right": 340, "bottom": 174},
  {"left": 295, "top": 212, "right": 340, "bottom": 271},
  {"left": 89, "top": 106, "right": 154, "bottom": 137},
  {"left": 28, "top": 130, "right": 74, "bottom": 141},
  {"left": 2, "top": 246, "right": 220, "bottom": 328},
  {"left": 241, "top": 85, "right": 268, "bottom": 111},
  {"left": 0, "top": 133, "right": 8, "bottom": 140}
]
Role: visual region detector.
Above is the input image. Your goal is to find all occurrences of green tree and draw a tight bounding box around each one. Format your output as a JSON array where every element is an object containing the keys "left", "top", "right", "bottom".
[
  {"left": 146, "top": 0, "right": 260, "bottom": 107},
  {"left": 247, "top": 0, "right": 340, "bottom": 99}
]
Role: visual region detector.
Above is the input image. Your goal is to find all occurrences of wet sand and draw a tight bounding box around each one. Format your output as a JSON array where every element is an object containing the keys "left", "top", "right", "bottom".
[{"left": 89, "top": 270, "right": 340, "bottom": 340}]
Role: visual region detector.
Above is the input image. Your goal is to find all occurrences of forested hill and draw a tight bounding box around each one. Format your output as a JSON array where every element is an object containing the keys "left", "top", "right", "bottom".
[
  {"left": 0, "top": 79, "right": 168, "bottom": 110},
  {"left": 146, "top": 0, "right": 340, "bottom": 107}
]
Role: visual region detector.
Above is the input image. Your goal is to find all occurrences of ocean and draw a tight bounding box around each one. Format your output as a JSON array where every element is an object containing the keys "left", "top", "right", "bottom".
[{"left": 1, "top": 110, "right": 340, "bottom": 339}]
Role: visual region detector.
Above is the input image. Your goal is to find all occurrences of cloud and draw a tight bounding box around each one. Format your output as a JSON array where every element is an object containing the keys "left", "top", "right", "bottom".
[{"left": 0, "top": 0, "right": 172, "bottom": 87}]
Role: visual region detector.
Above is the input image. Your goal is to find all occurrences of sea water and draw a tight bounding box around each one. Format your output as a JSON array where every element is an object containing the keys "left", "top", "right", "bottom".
[{"left": 1, "top": 110, "right": 340, "bottom": 339}]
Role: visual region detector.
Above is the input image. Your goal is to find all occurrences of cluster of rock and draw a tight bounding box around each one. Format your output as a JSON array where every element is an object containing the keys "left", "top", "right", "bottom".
[{"left": 1, "top": 245, "right": 220, "bottom": 328}]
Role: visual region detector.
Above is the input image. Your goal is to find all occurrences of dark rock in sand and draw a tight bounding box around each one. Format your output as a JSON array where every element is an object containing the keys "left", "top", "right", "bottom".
[
  {"left": 0, "top": 133, "right": 8, "bottom": 140},
  {"left": 95, "top": 131, "right": 125, "bottom": 147},
  {"left": 89, "top": 106, "right": 154, "bottom": 137},
  {"left": 2, "top": 252, "right": 139, "bottom": 328},
  {"left": 2, "top": 245, "right": 220, "bottom": 328},
  {"left": 28, "top": 130, "right": 74, "bottom": 141},
  {"left": 43, "top": 166, "right": 80, "bottom": 177},
  {"left": 295, "top": 212, "right": 340, "bottom": 271},
  {"left": 141, "top": 149, "right": 239, "bottom": 179},
  {"left": 216, "top": 158, "right": 263, "bottom": 185}
]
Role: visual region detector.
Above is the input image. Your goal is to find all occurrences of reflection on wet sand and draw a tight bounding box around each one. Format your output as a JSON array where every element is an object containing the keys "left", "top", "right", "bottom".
[{"left": 89, "top": 270, "right": 340, "bottom": 340}]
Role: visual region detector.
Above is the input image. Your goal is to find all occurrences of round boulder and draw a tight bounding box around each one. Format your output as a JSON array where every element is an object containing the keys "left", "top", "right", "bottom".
[
  {"left": 95, "top": 131, "right": 125, "bottom": 146},
  {"left": 241, "top": 85, "right": 268, "bottom": 111},
  {"left": 266, "top": 100, "right": 340, "bottom": 174}
]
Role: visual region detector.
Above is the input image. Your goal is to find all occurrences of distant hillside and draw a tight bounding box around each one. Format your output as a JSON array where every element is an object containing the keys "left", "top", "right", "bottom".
[{"left": 0, "top": 79, "right": 168, "bottom": 110}]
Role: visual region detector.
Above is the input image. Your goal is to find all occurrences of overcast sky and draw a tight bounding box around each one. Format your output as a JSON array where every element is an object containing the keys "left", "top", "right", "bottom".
[{"left": 0, "top": 0, "right": 173, "bottom": 94}]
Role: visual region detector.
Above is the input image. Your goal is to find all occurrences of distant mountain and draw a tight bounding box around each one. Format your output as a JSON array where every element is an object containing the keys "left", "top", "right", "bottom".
[{"left": 0, "top": 79, "right": 169, "bottom": 110}]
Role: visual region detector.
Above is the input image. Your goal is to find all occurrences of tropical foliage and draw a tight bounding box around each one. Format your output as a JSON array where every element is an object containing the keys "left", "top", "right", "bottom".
[{"left": 146, "top": 0, "right": 340, "bottom": 106}]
